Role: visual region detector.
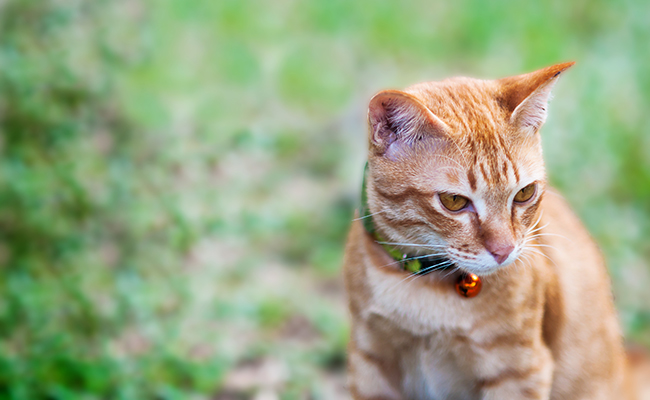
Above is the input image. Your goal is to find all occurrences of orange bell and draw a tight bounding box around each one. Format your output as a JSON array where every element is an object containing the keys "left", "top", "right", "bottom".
[{"left": 455, "top": 273, "right": 482, "bottom": 298}]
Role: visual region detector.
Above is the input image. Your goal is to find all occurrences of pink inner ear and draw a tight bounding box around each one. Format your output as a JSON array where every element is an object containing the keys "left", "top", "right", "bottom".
[
  {"left": 498, "top": 62, "right": 574, "bottom": 133},
  {"left": 498, "top": 62, "right": 574, "bottom": 114},
  {"left": 374, "top": 99, "right": 419, "bottom": 145},
  {"left": 368, "top": 102, "right": 396, "bottom": 147},
  {"left": 511, "top": 81, "right": 557, "bottom": 131},
  {"left": 368, "top": 92, "right": 426, "bottom": 148},
  {"left": 367, "top": 90, "right": 451, "bottom": 157}
]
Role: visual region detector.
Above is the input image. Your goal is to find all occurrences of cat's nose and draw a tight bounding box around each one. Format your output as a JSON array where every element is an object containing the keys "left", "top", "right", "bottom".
[{"left": 486, "top": 243, "right": 515, "bottom": 265}]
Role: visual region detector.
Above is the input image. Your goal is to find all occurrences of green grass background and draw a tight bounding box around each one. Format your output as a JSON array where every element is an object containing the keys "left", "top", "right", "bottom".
[{"left": 1, "top": 0, "right": 649, "bottom": 398}]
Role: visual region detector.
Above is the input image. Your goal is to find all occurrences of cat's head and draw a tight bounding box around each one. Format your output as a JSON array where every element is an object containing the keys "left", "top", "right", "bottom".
[{"left": 365, "top": 62, "right": 574, "bottom": 275}]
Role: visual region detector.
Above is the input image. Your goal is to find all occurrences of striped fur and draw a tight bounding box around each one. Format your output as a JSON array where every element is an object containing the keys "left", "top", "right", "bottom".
[{"left": 343, "top": 63, "right": 648, "bottom": 399}]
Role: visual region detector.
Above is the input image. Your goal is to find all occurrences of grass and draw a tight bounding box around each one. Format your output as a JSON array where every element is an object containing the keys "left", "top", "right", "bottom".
[{"left": 0, "top": 0, "right": 649, "bottom": 398}]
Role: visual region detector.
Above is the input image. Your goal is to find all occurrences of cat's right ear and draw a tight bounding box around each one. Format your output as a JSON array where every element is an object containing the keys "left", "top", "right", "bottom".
[
  {"left": 498, "top": 61, "right": 575, "bottom": 135},
  {"left": 368, "top": 90, "right": 451, "bottom": 157}
]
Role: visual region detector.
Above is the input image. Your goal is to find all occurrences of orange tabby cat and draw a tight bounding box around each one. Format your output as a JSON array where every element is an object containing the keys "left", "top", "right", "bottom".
[{"left": 343, "top": 62, "right": 648, "bottom": 399}]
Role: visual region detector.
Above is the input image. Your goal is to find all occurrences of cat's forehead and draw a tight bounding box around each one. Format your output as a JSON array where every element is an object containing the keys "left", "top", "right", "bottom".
[
  {"left": 413, "top": 133, "right": 544, "bottom": 198},
  {"left": 405, "top": 78, "right": 508, "bottom": 137},
  {"left": 404, "top": 78, "right": 545, "bottom": 187}
]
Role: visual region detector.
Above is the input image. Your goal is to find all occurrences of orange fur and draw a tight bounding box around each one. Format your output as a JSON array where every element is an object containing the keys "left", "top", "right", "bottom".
[{"left": 343, "top": 63, "right": 648, "bottom": 399}]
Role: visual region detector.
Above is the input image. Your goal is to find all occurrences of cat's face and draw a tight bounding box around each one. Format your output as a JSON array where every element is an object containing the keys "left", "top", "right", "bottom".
[{"left": 366, "top": 63, "right": 573, "bottom": 275}]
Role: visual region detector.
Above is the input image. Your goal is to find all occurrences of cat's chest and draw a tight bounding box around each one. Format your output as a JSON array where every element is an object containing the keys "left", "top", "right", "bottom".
[
  {"left": 400, "top": 335, "right": 481, "bottom": 400},
  {"left": 364, "top": 263, "right": 497, "bottom": 335},
  {"left": 362, "top": 260, "right": 538, "bottom": 399}
]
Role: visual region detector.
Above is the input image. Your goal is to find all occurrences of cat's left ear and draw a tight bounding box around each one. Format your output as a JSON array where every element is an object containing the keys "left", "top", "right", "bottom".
[
  {"left": 367, "top": 90, "right": 451, "bottom": 157},
  {"left": 498, "top": 61, "right": 575, "bottom": 134}
]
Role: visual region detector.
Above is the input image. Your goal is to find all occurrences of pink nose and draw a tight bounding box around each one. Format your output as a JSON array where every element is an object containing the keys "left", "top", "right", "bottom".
[{"left": 487, "top": 244, "right": 514, "bottom": 264}]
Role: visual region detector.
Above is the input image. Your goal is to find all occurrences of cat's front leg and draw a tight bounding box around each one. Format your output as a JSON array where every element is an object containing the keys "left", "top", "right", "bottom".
[
  {"left": 347, "top": 344, "right": 404, "bottom": 400},
  {"left": 478, "top": 344, "right": 554, "bottom": 400}
]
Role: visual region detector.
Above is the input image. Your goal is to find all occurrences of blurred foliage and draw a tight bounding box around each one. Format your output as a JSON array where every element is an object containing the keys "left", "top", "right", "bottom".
[
  {"left": 0, "top": 0, "right": 218, "bottom": 398},
  {"left": 0, "top": 0, "right": 649, "bottom": 398}
]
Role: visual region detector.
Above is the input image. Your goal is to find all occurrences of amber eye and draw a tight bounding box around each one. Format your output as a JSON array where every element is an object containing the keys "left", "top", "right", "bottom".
[
  {"left": 439, "top": 193, "right": 469, "bottom": 211},
  {"left": 514, "top": 183, "right": 536, "bottom": 203}
]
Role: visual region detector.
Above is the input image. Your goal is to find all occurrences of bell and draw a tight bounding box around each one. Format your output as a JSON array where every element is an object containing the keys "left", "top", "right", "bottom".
[{"left": 455, "top": 273, "right": 482, "bottom": 298}]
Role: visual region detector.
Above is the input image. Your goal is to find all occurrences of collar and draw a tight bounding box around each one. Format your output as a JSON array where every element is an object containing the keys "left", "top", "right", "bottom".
[{"left": 360, "top": 162, "right": 453, "bottom": 276}]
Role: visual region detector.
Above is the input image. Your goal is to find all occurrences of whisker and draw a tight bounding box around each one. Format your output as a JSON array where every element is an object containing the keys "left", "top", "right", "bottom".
[
  {"left": 385, "top": 261, "right": 455, "bottom": 292},
  {"left": 377, "top": 252, "right": 446, "bottom": 269},
  {"left": 506, "top": 257, "right": 523, "bottom": 278},
  {"left": 409, "top": 263, "right": 457, "bottom": 286},
  {"left": 527, "top": 222, "right": 549, "bottom": 236},
  {"left": 376, "top": 241, "right": 446, "bottom": 248},
  {"left": 386, "top": 269, "right": 424, "bottom": 292},
  {"left": 441, "top": 266, "right": 460, "bottom": 280},
  {"left": 522, "top": 232, "right": 558, "bottom": 246},
  {"left": 525, "top": 213, "right": 546, "bottom": 235},
  {"left": 401, "top": 253, "right": 447, "bottom": 263},
  {"left": 524, "top": 247, "right": 550, "bottom": 260},
  {"left": 406, "top": 261, "right": 455, "bottom": 282},
  {"left": 520, "top": 256, "right": 532, "bottom": 272},
  {"left": 524, "top": 246, "right": 560, "bottom": 269},
  {"left": 518, "top": 252, "right": 533, "bottom": 270},
  {"left": 526, "top": 243, "right": 560, "bottom": 251},
  {"left": 404, "top": 264, "right": 456, "bottom": 289},
  {"left": 352, "top": 209, "right": 386, "bottom": 221},
  {"left": 416, "top": 260, "right": 455, "bottom": 275},
  {"left": 526, "top": 232, "right": 569, "bottom": 241}
]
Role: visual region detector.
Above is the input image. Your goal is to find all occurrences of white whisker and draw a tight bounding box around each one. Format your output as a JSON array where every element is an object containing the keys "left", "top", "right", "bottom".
[
  {"left": 525, "top": 212, "right": 546, "bottom": 235},
  {"left": 526, "top": 243, "right": 560, "bottom": 252},
  {"left": 527, "top": 222, "right": 549, "bottom": 236},
  {"left": 377, "top": 241, "right": 446, "bottom": 248},
  {"left": 527, "top": 232, "right": 569, "bottom": 241},
  {"left": 377, "top": 252, "right": 446, "bottom": 269},
  {"left": 387, "top": 261, "right": 456, "bottom": 292},
  {"left": 517, "top": 252, "right": 533, "bottom": 270},
  {"left": 352, "top": 209, "right": 386, "bottom": 221},
  {"left": 524, "top": 246, "right": 560, "bottom": 269},
  {"left": 441, "top": 266, "right": 460, "bottom": 280}
]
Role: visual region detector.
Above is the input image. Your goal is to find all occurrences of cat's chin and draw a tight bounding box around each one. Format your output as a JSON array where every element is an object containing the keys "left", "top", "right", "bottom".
[{"left": 451, "top": 248, "right": 524, "bottom": 277}]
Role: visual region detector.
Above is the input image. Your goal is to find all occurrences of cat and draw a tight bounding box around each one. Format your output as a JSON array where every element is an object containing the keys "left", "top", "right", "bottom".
[{"left": 343, "top": 62, "right": 649, "bottom": 400}]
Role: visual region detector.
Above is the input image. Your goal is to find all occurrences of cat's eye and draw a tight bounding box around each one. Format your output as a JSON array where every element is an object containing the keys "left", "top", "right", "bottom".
[
  {"left": 514, "top": 183, "right": 537, "bottom": 203},
  {"left": 439, "top": 193, "right": 469, "bottom": 211}
]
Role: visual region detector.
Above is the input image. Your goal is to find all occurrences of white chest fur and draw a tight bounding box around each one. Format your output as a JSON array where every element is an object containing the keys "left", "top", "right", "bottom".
[{"left": 360, "top": 260, "right": 540, "bottom": 399}]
